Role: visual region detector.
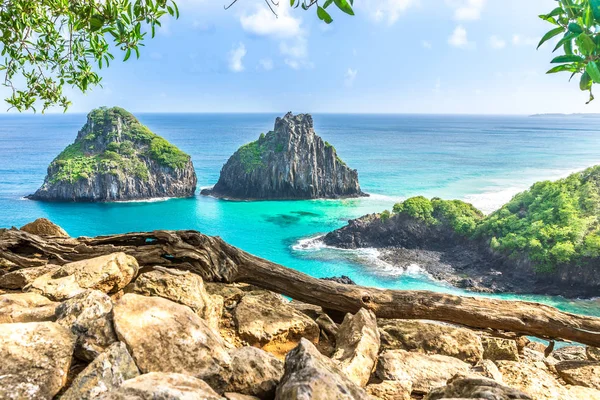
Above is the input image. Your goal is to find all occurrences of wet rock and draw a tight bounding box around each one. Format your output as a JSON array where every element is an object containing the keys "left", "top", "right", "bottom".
[
  {"left": 275, "top": 338, "right": 369, "bottom": 399},
  {"left": 98, "top": 372, "right": 223, "bottom": 400},
  {"left": 376, "top": 350, "right": 470, "bottom": 394},
  {"left": 555, "top": 360, "right": 600, "bottom": 390},
  {"left": 379, "top": 319, "right": 483, "bottom": 364},
  {"left": 320, "top": 276, "right": 356, "bottom": 285},
  {"left": 0, "top": 292, "right": 59, "bottom": 323},
  {"left": 0, "top": 264, "right": 61, "bottom": 290},
  {"left": 234, "top": 291, "right": 319, "bottom": 358},
  {"left": 332, "top": 308, "right": 379, "bottom": 387},
  {"left": 365, "top": 380, "right": 412, "bottom": 400},
  {"left": 55, "top": 290, "right": 118, "bottom": 361},
  {"left": 424, "top": 375, "right": 532, "bottom": 400},
  {"left": 226, "top": 346, "right": 283, "bottom": 399},
  {"left": 0, "top": 321, "right": 75, "bottom": 399},
  {"left": 29, "top": 252, "right": 138, "bottom": 301},
  {"left": 128, "top": 267, "right": 223, "bottom": 330},
  {"left": 113, "top": 293, "right": 231, "bottom": 390},
  {"left": 481, "top": 337, "right": 519, "bottom": 361},
  {"left": 20, "top": 218, "right": 69, "bottom": 237},
  {"left": 61, "top": 342, "right": 139, "bottom": 400},
  {"left": 551, "top": 346, "right": 587, "bottom": 361},
  {"left": 496, "top": 361, "right": 566, "bottom": 400}
]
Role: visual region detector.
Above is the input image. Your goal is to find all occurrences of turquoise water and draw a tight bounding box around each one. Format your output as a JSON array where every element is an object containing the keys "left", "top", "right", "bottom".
[{"left": 1, "top": 113, "right": 600, "bottom": 316}]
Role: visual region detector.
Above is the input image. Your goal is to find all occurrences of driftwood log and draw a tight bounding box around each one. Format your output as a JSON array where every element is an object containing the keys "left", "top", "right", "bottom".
[{"left": 2, "top": 228, "right": 600, "bottom": 347}]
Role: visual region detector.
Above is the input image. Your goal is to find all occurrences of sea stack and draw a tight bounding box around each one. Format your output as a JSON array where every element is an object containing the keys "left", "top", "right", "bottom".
[
  {"left": 28, "top": 107, "right": 197, "bottom": 202},
  {"left": 201, "top": 112, "right": 366, "bottom": 200}
]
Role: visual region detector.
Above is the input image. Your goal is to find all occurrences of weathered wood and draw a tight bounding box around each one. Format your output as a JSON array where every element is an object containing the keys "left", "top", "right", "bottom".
[{"left": 2, "top": 228, "right": 600, "bottom": 347}]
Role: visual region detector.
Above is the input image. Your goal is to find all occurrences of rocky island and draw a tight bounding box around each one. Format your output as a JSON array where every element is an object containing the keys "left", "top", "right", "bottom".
[
  {"left": 28, "top": 107, "right": 197, "bottom": 202},
  {"left": 324, "top": 166, "right": 600, "bottom": 298},
  {"left": 1, "top": 219, "right": 600, "bottom": 400},
  {"left": 201, "top": 112, "right": 366, "bottom": 200}
]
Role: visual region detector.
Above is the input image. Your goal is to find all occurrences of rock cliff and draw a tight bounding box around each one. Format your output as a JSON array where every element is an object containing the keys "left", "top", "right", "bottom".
[
  {"left": 201, "top": 112, "right": 366, "bottom": 200},
  {"left": 28, "top": 107, "right": 197, "bottom": 202}
]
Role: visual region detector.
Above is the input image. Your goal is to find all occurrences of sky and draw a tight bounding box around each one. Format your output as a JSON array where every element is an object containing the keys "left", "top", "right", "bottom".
[{"left": 12, "top": 0, "right": 600, "bottom": 114}]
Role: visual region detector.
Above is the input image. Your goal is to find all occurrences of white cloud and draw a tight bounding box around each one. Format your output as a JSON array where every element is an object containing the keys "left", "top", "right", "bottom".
[
  {"left": 344, "top": 68, "right": 358, "bottom": 87},
  {"left": 448, "top": 26, "right": 472, "bottom": 48},
  {"left": 259, "top": 58, "right": 274, "bottom": 71},
  {"left": 228, "top": 42, "right": 246, "bottom": 72},
  {"left": 422, "top": 40, "right": 432, "bottom": 49},
  {"left": 446, "top": 0, "right": 485, "bottom": 21},
  {"left": 489, "top": 35, "right": 506, "bottom": 49},
  {"left": 362, "top": 0, "right": 419, "bottom": 25},
  {"left": 240, "top": 5, "right": 301, "bottom": 39},
  {"left": 433, "top": 78, "right": 442, "bottom": 94},
  {"left": 280, "top": 37, "right": 312, "bottom": 69},
  {"left": 512, "top": 34, "right": 538, "bottom": 47}
]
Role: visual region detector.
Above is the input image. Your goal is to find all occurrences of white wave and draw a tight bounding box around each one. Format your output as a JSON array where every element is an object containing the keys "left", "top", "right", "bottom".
[
  {"left": 292, "top": 235, "right": 327, "bottom": 251},
  {"left": 363, "top": 192, "right": 405, "bottom": 203},
  {"left": 463, "top": 187, "right": 523, "bottom": 215}
]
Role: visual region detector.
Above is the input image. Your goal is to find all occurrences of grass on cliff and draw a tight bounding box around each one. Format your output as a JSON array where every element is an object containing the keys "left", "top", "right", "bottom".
[
  {"left": 50, "top": 107, "right": 189, "bottom": 183},
  {"left": 388, "top": 166, "right": 600, "bottom": 272}
]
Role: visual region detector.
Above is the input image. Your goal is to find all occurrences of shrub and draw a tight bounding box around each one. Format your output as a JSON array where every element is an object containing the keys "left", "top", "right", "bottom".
[
  {"left": 380, "top": 210, "right": 391, "bottom": 222},
  {"left": 393, "top": 196, "right": 435, "bottom": 222}
]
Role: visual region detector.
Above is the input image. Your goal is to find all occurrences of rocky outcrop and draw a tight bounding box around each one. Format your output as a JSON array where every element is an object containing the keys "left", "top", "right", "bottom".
[
  {"left": 0, "top": 263, "right": 60, "bottom": 290},
  {"left": 201, "top": 112, "right": 366, "bottom": 200},
  {"left": 20, "top": 218, "right": 69, "bottom": 237},
  {"left": 0, "top": 292, "right": 59, "bottom": 323},
  {"left": 555, "top": 360, "right": 600, "bottom": 390},
  {"left": 28, "top": 107, "right": 196, "bottom": 202},
  {"left": 226, "top": 346, "right": 283, "bottom": 399},
  {"left": 0, "top": 321, "right": 76, "bottom": 399}
]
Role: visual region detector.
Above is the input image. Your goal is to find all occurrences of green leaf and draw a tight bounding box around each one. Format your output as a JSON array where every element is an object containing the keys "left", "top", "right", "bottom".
[
  {"left": 546, "top": 64, "right": 578, "bottom": 74},
  {"left": 323, "top": 0, "right": 333, "bottom": 8},
  {"left": 576, "top": 34, "right": 596, "bottom": 55},
  {"left": 586, "top": 61, "right": 600, "bottom": 83},
  {"left": 580, "top": 71, "right": 592, "bottom": 91},
  {"left": 564, "top": 39, "right": 573, "bottom": 55},
  {"left": 545, "top": 7, "right": 564, "bottom": 18},
  {"left": 591, "top": 0, "right": 600, "bottom": 22},
  {"left": 568, "top": 22, "right": 584, "bottom": 34},
  {"left": 89, "top": 15, "right": 104, "bottom": 32},
  {"left": 124, "top": 48, "right": 132, "bottom": 62},
  {"left": 553, "top": 32, "right": 577, "bottom": 52},
  {"left": 551, "top": 55, "right": 584, "bottom": 63},
  {"left": 537, "top": 27, "right": 566, "bottom": 49},
  {"left": 333, "top": 0, "right": 354, "bottom": 15},
  {"left": 317, "top": 6, "right": 333, "bottom": 24}
]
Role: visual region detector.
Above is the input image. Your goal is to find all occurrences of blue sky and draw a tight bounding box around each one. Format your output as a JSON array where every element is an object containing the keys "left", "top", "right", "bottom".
[{"left": 30, "top": 0, "right": 600, "bottom": 114}]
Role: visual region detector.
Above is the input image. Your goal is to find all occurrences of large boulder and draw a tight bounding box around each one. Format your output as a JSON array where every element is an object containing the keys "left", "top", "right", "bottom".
[
  {"left": 61, "top": 342, "right": 139, "bottom": 400},
  {"left": 112, "top": 293, "right": 231, "bottom": 390},
  {"left": 555, "top": 360, "right": 600, "bottom": 390},
  {"left": 55, "top": 290, "right": 118, "bottom": 361},
  {"left": 98, "top": 372, "right": 223, "bottom": 400},
  {"left": 0, "top": 321, "right": 75, "bottom": 399},
  {"left": 128, "top": 267, "right": 222, "bottom": 330},
  {"left": 233, "top": 291, "right": 319, "bottom": 357},
  {"left": 379, "top": 319, "right": 483, "bottom": 364},
  {"left": 28, "top": 252, "right": 138, "bottom": 301},
  {"left": 275, "top": 338, "right": 369, "bottom": 399},
  {"left": 332, "top": 308, "right": 379, "bottom": 387},
  {"left": 481, "top": 337, "right": 519, "bottom": 362},
  {"left": 0, "top": 292, "right": 59, "bottom": 323},
  {"left": 20, "top": 218, "right": 69, "bottom": 237},
  {"left": 376, "top": 350, "right": 470, "bottom": 394},
  {"left": 496, "top": 361, "right": 567, "bottom": 400},
  {"left": 226, "top": 346, "right": 283, "bottom": 399},
  {"left": 0, "top": 264, "right": 61, "bottom": 290},
  {"left": 424, "top": 375, "right": 532, "bottom": 400}
]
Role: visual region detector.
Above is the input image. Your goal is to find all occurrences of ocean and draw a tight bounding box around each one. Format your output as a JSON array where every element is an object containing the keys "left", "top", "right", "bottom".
[{"left": 1, "top": 112, "right": 600, "bottom": 316}]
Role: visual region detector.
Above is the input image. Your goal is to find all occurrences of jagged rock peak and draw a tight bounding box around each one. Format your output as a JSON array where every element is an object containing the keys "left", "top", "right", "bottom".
[
  {"left": 28, "top": 107, "right": 197, "bottom": 202},
  {"left": 202, "top": 112, "right": 367, "bottom": 200}
]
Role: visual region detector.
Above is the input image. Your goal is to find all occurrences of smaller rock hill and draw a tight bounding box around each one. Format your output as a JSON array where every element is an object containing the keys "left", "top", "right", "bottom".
[
  {"left": 28, "top": 107, "right": 197, "bottom": 202},
  {"left": 201, "top": 112, "right": 367, "bottom": 200}
]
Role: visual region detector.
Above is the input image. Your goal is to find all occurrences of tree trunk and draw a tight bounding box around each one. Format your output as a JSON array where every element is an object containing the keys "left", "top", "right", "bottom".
[{"left": 2, "top": 228, "right": 600, "bottom": 347}]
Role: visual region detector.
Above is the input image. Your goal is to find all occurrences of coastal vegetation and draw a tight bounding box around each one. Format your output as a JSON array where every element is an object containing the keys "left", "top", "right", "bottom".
[{"left": 388, "top": 166, "right": 600, "bottom": 272}]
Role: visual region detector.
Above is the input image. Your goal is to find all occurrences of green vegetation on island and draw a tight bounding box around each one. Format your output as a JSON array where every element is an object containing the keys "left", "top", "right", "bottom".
[
  {"left": 50, "top": 107, "right": 190, "bottom": 184},
  {"left": 387, "top": 166, "right": 600, "bottom": 272}
]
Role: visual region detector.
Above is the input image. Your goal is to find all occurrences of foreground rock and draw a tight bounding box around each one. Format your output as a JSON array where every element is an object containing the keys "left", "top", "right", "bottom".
[
  {"left": 376, "top": 350, "right": 470, "bottom": 394},
  {"left": 0, "top": 322, "right": 75, "bottom": 399},
  {"left": 0, "top": 292, "right": 59, "bottom": 323},
  {"left": 234, "top": 291, "right": 319, "bottom": 357},
  {"left": 379, "top": 319, "right": 483, "bottom": 364},
  {"left": 555, "top": 360, "right": 600, "bottom": 390},
  {"left": 275, "top": 338, "right": 369, "bottom": 399},
  {"left": 55, "top": 290, "right": 118, "bottom": 361},
  {"left": 98, "top": 372, "right": 223, "bottom": 400},
  {"left": 113, "top": 293, "right": 231, "bottom": 390},
  {"left": 28, "top": 107, "right": 197, "bottom": 202},
  {"left": 366, "top": 380, "right": 412, "bottom": 400},
  {"left": 332, "top": 308, "right": 380, "bottom": 387},
  {"left": 20, "top": 218, "right": 69, "bottom": 237},
  {"left": 61, "top": 342, "right": 139, "bottom": 400},
  {"left": 28, "top": 252, "right": 138, "bottom": 301},
  {"left": 425, "top": 375, "right": 532, "bottom": 400},
  {"left": 226, "top": 346, "right": 283, "bottom": 399},
  {"left": 128, "top": 267, "right": 223, "bottom": 330},
  {"left": 496, "top": 361, "right": 567, "bottom": 400},
  {"left": 0, "top": 264, "right": 61, "bottom": 290},
  {"left": 202, "top": 112, "right": 366, "bottom": 200}
]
